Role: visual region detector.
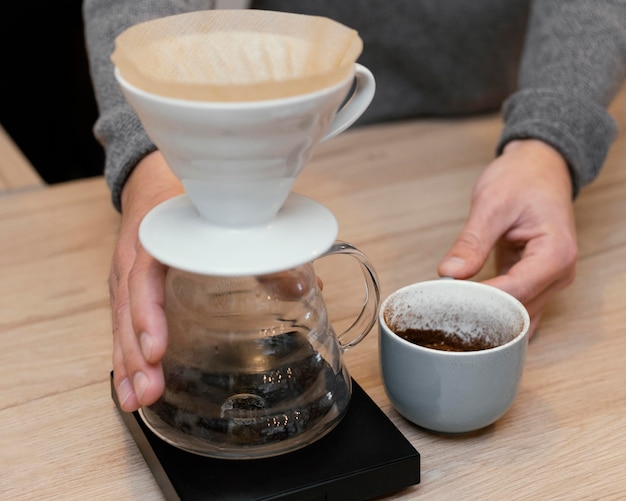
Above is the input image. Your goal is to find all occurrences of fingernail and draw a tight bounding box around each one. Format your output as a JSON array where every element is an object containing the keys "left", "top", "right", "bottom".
[
  {"left": 133, "top": 371, "right": 149, "bottom": 402},
  {"left": 117, "top": 377, "right": 134, "bottom": 408},
  {"left": 139, "top": 331, "right": 153, "bottom": 361},
  {"left": 440, "top": 256, "right": 466, "bottom": 273}
]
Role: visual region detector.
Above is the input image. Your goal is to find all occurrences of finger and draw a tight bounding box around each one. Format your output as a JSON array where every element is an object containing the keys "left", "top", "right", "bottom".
[
  {"left": 112, "top": 334, "right": 140, "bottom": 411},
  {"left": 128, "top": 247, "right": 168, "bottom": 364},
  {"left": 110, "top": 244, "right": 166, "bottom": 411},
  {"left": 257, "top": 269, "right": 316, "bottom": 300},
  {"left": 487, "top": 268, "right": 569, "bottom": 328},
  {"left": 486, "top": 278, "right": 546, "bottom": 339},
  {"left": 109, "top": 248, "right": 141, "bottom": 411},
  {"left": 317, "top": 276, "right": 324, "bottom": 290},
  {"left": 116, "top": 293, "right": 163, "bottom": 410},
  {"left": 110, "top": 270, "right": 142, "bottom": 412},
  {"left": 486, "top": 235, "right": 576, "bottom": 308},
  {"left": 125, "top": 247, "right": 167, "bottom": 407},
  {"left": 527, "top": 310, "right": 543, "bottom": 339},
  {"left": 438, "top": 211, "right": 505, "bottom": 279},
  {"left": 483, "top": 238, "right": 576, "bottom": 338}
]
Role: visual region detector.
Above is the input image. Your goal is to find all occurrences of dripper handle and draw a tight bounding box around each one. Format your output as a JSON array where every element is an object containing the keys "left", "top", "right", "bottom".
[
  {"left": 320, "top": 240, "right": 381, "bottom": 350},
  {"left": 321, "top": 64, "right": 376, "bottom": 142}
]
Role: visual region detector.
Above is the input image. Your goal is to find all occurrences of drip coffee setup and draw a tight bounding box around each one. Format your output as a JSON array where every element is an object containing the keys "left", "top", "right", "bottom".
[{"left": 111, "top": 10, "right": 420, "bottom": 499}]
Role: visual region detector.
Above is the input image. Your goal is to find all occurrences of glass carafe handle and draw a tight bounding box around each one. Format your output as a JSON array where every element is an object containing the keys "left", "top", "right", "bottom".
[{"left": 320, "top": 240, "right": 381, "bottom": 350}]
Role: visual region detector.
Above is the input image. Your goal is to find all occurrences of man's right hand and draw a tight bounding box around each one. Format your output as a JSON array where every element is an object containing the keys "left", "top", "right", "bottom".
[{"left": 110, "top": 151, "right": 183, "bottom": 412}]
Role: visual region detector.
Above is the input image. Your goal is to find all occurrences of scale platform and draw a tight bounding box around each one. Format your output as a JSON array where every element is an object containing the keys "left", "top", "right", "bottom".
[{"left": 111, "top": 372, "right": 421, "bottom": 500}]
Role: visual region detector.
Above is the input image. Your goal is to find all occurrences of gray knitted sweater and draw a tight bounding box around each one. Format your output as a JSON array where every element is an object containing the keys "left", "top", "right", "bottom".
[{"left": 83, "top": 0, "right": 626, "bottom": 211}]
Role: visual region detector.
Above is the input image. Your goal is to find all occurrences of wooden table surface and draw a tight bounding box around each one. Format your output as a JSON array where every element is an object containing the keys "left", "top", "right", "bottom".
[
  {"left": 2, "top": 89, "right": 626, "bottom": 500},
  {"left": 0, "top": 124, "right": 44, "bottom": 194}
]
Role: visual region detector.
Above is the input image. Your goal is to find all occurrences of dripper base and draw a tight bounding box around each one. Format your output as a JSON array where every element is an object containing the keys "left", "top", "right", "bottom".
[{"left": 139, "top": 192, "right": 338, "bottom": 276}]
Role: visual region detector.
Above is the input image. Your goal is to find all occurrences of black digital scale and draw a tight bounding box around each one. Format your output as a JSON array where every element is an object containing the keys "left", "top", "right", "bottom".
[{"left": 111, "top": 373, "right": 420, "bottom": 500}]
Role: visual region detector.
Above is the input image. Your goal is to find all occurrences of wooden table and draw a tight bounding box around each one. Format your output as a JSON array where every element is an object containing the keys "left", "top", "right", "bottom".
[
  {"left": 2, "top": 89, "right": 626, "bottom": 499},
  {"left": 0, "top": 124, "right": 44, "bottom": 194}
]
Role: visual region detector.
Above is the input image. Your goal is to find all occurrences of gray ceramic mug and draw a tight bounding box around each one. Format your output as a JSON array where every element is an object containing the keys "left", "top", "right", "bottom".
[{"left": 379, "top": 279, "right": 530, "bottom": 434}]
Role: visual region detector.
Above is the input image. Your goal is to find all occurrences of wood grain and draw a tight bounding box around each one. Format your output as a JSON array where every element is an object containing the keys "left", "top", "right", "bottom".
[
  {"left": 0, "top": 124, "right": 44, "bottom": 193},
  {"left": 1, "top": 89, "right": 625, "bottom": 499}
]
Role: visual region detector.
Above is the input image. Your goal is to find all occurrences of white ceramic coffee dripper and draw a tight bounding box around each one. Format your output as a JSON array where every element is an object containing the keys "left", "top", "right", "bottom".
[
  {"left": 115, "top": 59, "right": 380, "bottom": 460},
  {"left": 115, "top": 64, "right": 374, "bottom": 275}
]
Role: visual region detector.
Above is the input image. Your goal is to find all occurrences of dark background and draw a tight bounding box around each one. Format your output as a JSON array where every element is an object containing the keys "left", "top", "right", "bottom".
[{"left": 0, "top": 1, "right": 104, "bottom": 183}]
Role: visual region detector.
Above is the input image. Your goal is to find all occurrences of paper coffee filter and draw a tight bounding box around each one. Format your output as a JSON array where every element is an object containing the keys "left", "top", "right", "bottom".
[{"left": 112, "top": 9, "right": 363, "bottom": 101}]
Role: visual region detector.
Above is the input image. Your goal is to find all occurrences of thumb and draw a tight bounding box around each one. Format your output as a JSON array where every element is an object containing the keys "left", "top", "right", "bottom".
[{"left": 437, "top": 229, "right": 493, "bottom": 279}]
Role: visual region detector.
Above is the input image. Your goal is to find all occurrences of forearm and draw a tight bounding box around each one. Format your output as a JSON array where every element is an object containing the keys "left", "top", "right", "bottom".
[
  {"left": 120, "top": 152, "right": 184, "bottom": 225},
  {"left": 497, "top": 0, "right": 626, "bottom": 197},
  {"left": 83, "top": 0, "right": 213, "bottom": 211}
]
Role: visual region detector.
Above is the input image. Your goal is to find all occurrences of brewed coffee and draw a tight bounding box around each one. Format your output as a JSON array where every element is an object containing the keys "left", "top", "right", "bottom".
[
  {"left": 141, "top": 329, "right": 351, "bottom": 458},
  {"left": 394, "top": 327, "right": 499, "bottom": 352}
]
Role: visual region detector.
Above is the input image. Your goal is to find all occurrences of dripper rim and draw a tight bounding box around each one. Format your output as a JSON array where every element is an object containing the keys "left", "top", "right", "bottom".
[{"left": 114, "top": 67, "right": 356, "bottom": 108}]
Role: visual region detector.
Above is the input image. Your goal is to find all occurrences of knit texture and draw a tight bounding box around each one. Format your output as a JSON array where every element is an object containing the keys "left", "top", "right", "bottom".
[{"left": 83, "top": 0, "right": 626, "bottom": 210}]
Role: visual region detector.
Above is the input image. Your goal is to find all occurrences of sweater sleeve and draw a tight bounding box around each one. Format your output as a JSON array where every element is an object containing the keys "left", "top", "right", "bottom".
[
  {"left": 496, "top": 0, "right": 626, "bottom": 197},
  {"left": 83, "top": 0, "right": 215, "bottom": 212}
]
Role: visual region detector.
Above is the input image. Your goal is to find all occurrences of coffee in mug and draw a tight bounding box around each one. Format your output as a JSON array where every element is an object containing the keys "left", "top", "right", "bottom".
[{"left": 379, "top": 279, "right": 530, "bottom": 434}]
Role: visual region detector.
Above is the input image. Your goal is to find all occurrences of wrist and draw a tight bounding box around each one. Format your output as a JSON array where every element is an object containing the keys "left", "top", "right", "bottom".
[
  {"left": 502, "top": 139, "right": 573, "bottom": 196},
  {"left": 120, "top": 151, "right": 184, "bottom": 220}
]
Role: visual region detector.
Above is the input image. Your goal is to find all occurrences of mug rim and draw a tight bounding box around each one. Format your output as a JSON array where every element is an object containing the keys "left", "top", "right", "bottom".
[{"left": 378, "top": 279, "right": 530, "bottom": 356}]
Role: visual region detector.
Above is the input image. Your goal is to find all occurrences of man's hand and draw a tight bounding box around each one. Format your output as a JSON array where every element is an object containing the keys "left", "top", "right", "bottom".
[
  {"left": 438, "top": 139, "right": 578, "bottom": 336},
  {"left": 110, "top": 151, "right": 183, "bottom": 411}
]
